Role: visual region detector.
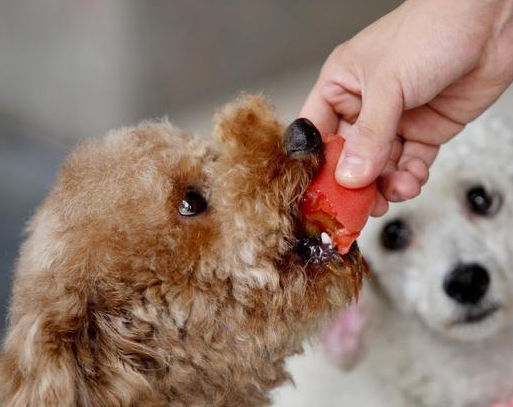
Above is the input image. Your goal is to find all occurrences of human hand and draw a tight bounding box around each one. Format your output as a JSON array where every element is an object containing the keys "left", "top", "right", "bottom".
[{"left": 301, "top": 0, "right": 513, "bottom": 215}]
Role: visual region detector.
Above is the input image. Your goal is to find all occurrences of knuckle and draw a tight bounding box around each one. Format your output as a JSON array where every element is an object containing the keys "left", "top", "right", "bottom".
[{"left": 354, "top": 121, "right": 391, "bottom": 151}]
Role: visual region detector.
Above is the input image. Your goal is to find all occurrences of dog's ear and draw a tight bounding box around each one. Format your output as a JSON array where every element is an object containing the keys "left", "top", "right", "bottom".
[
  {"left": 212, "top": 94, "right": 285, "bottom": 157},
  {"left": 322, "top": 301, "right": 368, "bottom": 370}
]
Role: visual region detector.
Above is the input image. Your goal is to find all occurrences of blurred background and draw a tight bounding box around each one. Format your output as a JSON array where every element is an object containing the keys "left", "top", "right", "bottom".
[
  {"left": 2, "top": 2, "right": 513, "bottom": 406},
  {"left": 0, "top": 0, "right": 404, "bottom": 337}
]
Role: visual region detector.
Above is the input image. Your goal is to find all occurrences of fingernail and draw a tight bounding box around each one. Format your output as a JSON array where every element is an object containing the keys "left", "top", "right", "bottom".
[{"left": 337, "top": 156, "right": 369, "bottom": 180}]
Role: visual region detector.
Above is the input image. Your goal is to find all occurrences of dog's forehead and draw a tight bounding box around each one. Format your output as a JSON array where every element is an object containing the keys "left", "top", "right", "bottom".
[
  {"left": 436, "top": 114, "right": 513, "bottom": 177},
  {"left": 101, "top": 120, "right": 212, "bottom": 167},
  {"left": 401, "top": 114, "right": 513, "bottom": 217}
]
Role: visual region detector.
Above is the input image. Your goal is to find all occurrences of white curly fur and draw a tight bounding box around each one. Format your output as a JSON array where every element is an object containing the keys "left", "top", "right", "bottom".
[{"left": 273, "top": 110, "right": 513, "bottom": 407}]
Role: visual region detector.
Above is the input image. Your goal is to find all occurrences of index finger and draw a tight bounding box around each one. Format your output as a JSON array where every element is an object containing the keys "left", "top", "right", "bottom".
[{"left": 299, "top": 81, "right": 340, "bottom": 134}]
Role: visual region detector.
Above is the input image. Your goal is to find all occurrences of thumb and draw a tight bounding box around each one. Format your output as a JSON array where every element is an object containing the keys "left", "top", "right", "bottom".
[{"left": 336, "top": 79, "right": 402, "bottom": 188}]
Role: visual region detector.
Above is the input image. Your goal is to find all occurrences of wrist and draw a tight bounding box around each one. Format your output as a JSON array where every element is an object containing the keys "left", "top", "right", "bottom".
[
  {"left": 493, "top": 0, "right": 513, "bottom": 34},
  {"left": 452, "top": 0, "right": 513, "bottom": 39}
]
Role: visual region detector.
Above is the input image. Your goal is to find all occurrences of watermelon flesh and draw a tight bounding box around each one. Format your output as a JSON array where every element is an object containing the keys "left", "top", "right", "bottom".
[{"left": 300, "top": 134, "right": 377, "bottom": 255}]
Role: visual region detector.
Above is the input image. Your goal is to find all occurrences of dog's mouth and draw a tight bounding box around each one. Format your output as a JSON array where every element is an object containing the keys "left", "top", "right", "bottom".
[
  {"left": 294, "top": 235, "right": 346, "bottom": 264},
  {"left": 292, "top": 236, "right": 365, "bottom": 298},
  {"left": 450, "top": 304, "right": 501, "bottom": 326}
]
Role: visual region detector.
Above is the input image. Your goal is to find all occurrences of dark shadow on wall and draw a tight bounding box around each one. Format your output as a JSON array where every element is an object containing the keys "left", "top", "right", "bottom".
[{"left": 0, "top": 116, "right": 66, "bottom": 337}]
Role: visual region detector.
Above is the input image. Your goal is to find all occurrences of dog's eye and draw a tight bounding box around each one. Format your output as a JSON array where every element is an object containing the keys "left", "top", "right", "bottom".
[
  {"left": 466, "top": 186, "right": 502, "bottom": 216},
  {"left": 179, "top": 190, "right": 207, "bottom": 216},
  {"left": 380, "top": 219, "right": 411, "bottom": 251}
]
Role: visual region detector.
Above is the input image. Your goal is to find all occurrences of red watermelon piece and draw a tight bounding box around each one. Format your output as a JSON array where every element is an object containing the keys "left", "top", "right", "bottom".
[{"left": 301, "top": 134, "right": 377, "bottom": 255}]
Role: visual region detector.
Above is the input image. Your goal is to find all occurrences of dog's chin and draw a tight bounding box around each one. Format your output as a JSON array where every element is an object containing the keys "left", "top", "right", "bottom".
[{"left": 436, "top": 305, "right": 508, "bottom": 342}]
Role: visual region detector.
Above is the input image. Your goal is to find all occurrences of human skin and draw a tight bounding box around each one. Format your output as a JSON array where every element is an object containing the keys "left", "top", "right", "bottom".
[{"left": 301, "top": 0, "right": 513, "bottom": 215}]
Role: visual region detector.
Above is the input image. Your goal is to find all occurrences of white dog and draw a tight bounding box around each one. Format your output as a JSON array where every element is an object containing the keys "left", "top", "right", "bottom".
[{"left": 273, "top": 112, "right": 513, "bottom": 407}]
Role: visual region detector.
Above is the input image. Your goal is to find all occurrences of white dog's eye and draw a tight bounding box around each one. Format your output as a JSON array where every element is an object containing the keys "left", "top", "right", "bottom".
[
  {"left": 381, "top": 219, "right": 411, "bottom": 251},
  {"left": 466, "top": 186, "right": 502, "bottom": 217},
  {"left": 179, "top": 189, "right": 207, "bottom": 216}
]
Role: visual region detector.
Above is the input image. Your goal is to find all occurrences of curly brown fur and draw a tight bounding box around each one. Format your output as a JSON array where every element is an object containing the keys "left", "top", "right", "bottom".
[{"left": 0, "top": 95, "right": 365, "bottom": 407}]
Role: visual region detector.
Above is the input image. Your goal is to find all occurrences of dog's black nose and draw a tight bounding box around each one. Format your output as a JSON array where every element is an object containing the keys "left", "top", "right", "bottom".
[
  {"left": 284, "top": 118, "right": 323, "bottom": 157},
  {"left": 443, "top": 263, "right": 490, "bottom": 305}
]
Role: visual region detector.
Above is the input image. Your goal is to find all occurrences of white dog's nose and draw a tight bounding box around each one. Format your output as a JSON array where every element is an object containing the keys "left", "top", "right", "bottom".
[{"left": 443, "top": 263, "right": 490, "bottom": 305}]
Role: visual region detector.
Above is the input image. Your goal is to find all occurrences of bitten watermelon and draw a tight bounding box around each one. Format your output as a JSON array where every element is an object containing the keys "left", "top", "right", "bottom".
[{"left": 301, "top": 134, "right": 377, "bottom": 255}]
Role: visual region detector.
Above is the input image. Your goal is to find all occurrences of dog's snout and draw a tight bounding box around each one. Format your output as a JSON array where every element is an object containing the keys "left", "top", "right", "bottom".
[
  {"left": 284, "top": 118, "right": 322, "bottom": 157},
  {"left": 443, "top": 263, "right": 490, "bottom": 305}
]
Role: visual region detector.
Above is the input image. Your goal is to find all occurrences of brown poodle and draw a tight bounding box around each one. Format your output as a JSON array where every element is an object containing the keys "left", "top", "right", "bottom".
[{"left": 0, "top": 95, "right": 365, "bottom": 407}]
